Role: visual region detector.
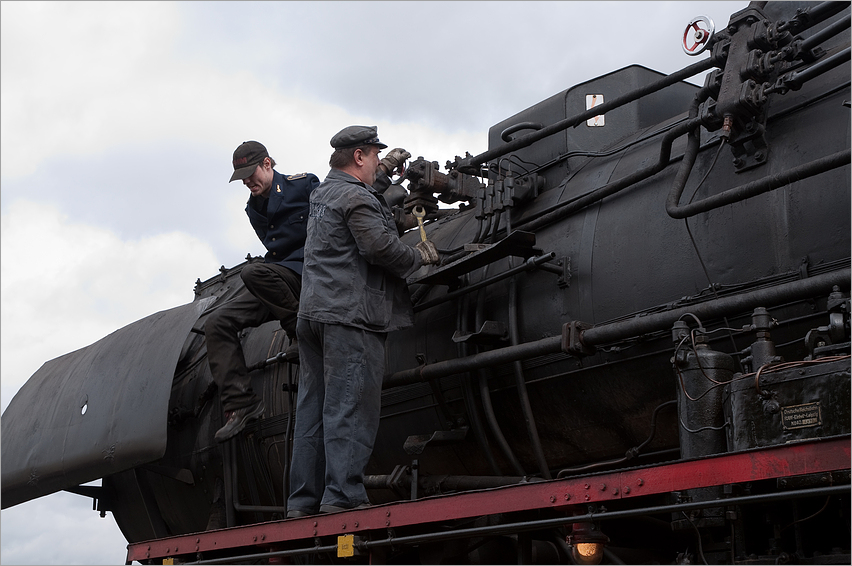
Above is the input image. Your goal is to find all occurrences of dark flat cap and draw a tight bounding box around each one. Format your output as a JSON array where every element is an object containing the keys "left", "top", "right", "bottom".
[
  {"left": 330, "top": 125, "right": 388, "bottom": 150},
  {"left": 230, "top": 141, "right": 269, "bottom": 182}
]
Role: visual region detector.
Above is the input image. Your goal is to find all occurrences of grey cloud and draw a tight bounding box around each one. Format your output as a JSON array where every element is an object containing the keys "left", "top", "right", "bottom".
[{"left": 174, "top": 2, "right": 745, "bottom": 133}]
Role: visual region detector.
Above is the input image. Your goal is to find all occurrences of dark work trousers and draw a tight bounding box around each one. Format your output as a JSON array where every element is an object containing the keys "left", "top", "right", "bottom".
[
  {"left": 204, "top": 262, "right": 301, "bottom": 412},
  {"left": 287, "top": 318, "right": 387, "bottom": 513}
]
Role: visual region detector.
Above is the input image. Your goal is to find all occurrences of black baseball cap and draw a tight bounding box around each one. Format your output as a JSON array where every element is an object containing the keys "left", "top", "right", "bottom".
[
  {"left": 230, "top": 141, "right": 269, "bottom": 182},
  {"left": 330, "top": 125, "right": 388, "bottom": 150}
]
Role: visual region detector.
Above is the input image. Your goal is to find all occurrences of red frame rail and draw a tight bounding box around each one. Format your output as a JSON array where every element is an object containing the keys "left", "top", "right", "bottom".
[{"left": 126, "top": 436, "right": 850, "bottom": 563}]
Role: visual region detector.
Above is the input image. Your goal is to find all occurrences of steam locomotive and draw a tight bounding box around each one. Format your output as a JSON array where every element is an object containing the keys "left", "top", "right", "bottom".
[{"left": 3, "top": 1, "right": 849, "bottom": 564}]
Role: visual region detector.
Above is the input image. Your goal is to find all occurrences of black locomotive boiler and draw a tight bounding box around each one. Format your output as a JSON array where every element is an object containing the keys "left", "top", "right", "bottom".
[{"left": 3, "top": 1, "right": 850, "bottom": 564}]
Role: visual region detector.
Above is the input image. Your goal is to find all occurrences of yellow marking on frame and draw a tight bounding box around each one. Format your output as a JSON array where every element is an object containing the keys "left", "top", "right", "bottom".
[
  {"left": 338, "top": 534, "right": 355, "bottom": 558},
  {"left": 163, "top": 559, "right": 174, "bottom": 565}
]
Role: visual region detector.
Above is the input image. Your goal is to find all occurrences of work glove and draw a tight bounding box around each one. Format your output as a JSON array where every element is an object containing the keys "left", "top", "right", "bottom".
[
  {"left": 415, "top": 240, "right": 440, "bottom": 265},
  {"left": 380, "top": 148, "right": 411, "bottom": 176}
]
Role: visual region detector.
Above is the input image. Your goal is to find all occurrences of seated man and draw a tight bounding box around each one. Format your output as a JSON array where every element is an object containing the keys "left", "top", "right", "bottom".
[{"left": 206, "top": 140, "right": 319, "bottom": 442}]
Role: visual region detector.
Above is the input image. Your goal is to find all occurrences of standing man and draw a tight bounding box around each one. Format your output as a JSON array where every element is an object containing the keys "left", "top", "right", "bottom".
[
  {"left": 207, "top": 140, "right": 320, "bottom": 443},
  {"left": 287, "top": 126, "right": 439, "bottom": 516}
]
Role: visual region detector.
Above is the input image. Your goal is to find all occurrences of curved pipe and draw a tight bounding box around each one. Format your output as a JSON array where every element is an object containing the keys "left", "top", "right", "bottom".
[
  {"left": 478, "top": 368, "right": 526, "bottom": 476},
  {"left": 456, "top": 57, "right": 718, "bottom": 173},
  {"left": 475, "top": 267, "right": 526, "bottom": 476},
  {"left": 501, "top": 122, "right": 543, "bottom": 142},
  {"left": 508, "top": 268, "right": 552, "bottom": 479},
  {"left": 458, "top": 292, "right": 503, "bottom": 475},
  {"left": 666, "top": 148, "right": 851, "bottom": 219},
  {"left": 666, "top": 89, "right": 709, "bottom": 216},
  {"left": 516, "top": 116, "right": 704, "bottom": 235}
]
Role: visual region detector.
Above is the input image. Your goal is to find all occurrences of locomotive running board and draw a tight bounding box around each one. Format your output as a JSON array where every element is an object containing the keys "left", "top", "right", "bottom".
[{"left": 126, "top": 436, "right": 850, "bottom": 564}]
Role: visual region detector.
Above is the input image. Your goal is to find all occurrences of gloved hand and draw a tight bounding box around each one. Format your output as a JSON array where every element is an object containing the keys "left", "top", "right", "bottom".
[
  {"left": 380, "top": 148, "right": 411, "bottom": 176},
  {"left": 415, "top": 240, "right": 440, "bottom": 265}
]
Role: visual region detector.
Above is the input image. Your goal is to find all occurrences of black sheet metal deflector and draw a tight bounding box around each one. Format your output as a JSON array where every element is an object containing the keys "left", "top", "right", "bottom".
[
  {"left": 1, "top": 297, "right": 214, "bottom": 509},
  {"left": 409, "top": 230, "right": 541, "bottom": 287}
]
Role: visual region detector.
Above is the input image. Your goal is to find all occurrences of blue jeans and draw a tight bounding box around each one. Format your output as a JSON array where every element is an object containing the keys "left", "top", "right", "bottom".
[{"left": 287, "top": 318, "right": 386, "bottom": 513}]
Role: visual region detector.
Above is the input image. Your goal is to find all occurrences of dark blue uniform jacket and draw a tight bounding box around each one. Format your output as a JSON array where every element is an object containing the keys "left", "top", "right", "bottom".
[{"left": 245, "top": 170, "right": 320, "bottom": 275}]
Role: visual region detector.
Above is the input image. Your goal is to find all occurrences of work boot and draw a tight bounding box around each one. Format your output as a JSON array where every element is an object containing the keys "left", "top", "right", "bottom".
[
  {"left": 214, "top": 400, "right": 265, "bottom": 443},
  {"left": 205, "top": 498, "right": 227, "bottom": 530}
]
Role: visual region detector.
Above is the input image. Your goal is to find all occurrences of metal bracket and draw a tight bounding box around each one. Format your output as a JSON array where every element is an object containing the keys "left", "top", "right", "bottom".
[
  {"left": 557, "top": 256, "right": 572, "bottom": 289},
  {"left": 451, "top": 321, "right": 508, "bottom": 345},
  {"left": 730, "top": 117, "right": 769, "bottom": 172},
  {"left": 562, "top": 321, "right": 596, "bottom": 356}
]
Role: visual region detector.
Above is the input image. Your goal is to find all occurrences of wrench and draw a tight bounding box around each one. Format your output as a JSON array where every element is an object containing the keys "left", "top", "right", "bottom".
[{"left": 413, "top": 205, "right": 427, "bottom": 242}]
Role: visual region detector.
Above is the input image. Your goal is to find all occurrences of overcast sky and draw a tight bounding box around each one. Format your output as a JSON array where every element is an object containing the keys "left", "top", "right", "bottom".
[{"left": 1, "top": 1, "right": 747, "bottom": 563}]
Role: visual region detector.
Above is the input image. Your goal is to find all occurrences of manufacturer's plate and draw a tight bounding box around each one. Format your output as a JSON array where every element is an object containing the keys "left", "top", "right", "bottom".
[{"left": 781, "top": 402, "right": 822, "bottom": 430}]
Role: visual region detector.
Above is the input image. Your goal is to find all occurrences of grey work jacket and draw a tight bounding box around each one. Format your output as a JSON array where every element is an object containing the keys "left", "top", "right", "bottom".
[{"left": 298, "top": 169, "right": 422, "bottom": 332}]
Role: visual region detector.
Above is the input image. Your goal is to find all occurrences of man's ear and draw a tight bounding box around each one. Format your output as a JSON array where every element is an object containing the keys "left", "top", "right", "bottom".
[{"left": 352, "top": 148, "right": 365, "bottom": 166}]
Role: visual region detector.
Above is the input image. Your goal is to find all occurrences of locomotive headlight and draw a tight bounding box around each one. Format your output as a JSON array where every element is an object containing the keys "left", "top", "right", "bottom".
[
  {"left": 571, "top": 542, "right": 604, "bottom": 565},
  {"left": 567, "top": 522, "right": 609, "bottom": 565}
]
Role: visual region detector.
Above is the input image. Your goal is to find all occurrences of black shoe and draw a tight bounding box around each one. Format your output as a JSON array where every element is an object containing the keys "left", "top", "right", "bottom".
[
  {"left": 214, "top": 400, "right": 265, "bottom": 442},
  {"left": 286, "top": 509, "right": 312, "bottom": 519},
  {"left": 319, "top": 502, "right": 371, "bottom": 513},
  {"left": 205, "top": 499, "right": 227, "bottom": 531}
]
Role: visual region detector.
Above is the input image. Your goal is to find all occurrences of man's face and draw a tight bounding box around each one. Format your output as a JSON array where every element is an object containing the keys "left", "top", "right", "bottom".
[
  {"left": 243, "top": 158, "right": 274, "bottom": 198},
  {"left": 362, "top": 146, "right": 381, "bottom": 186}
]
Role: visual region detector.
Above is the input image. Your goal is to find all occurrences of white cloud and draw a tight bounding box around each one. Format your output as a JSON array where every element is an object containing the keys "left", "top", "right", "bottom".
[
  {"left": 1, "top": 200, "right": 218, "bottom": 412},
  {"left": 0, "top": 489, "right": 127, "bottom": 565},
  {"left": 1, "top": 2, "right": 182, "bottom": 177}
]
